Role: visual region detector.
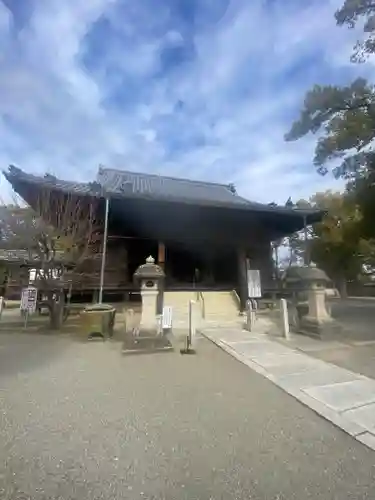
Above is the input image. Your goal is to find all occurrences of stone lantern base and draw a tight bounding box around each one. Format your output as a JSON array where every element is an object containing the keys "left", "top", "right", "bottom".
[
  {"left": 122, "top": 331, "right": 173, "bottom": 355},
  {"left": 284, "top": 265, "right": 342, "bottom": 340},
  {"left": 299, "top": 316, "right": 342, "bottom": 340}
]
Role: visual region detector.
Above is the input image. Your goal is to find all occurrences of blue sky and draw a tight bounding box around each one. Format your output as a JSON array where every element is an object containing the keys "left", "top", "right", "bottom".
[{"left": 0, "top": 0, "right": 371, "bottom": 204}]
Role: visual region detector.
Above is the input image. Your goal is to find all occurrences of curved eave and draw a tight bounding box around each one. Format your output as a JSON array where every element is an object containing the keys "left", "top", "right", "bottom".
[
  {"left": 292, "top": 209, "right": 326, "bottom": 225},
  {"left": 2, "top": 168, "right": 96, "bottom": 198},
  {"left": 2, "top": 166, "right": 324, "bottom": 228}
]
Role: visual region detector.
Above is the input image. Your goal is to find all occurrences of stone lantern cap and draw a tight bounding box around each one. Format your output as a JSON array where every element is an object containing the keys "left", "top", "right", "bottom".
[
  {"left": 133, "top": 256, "right": 165, "bottom": 283},
  {"left": 283, "top": 265, "right": 330, "bottom": 286}
]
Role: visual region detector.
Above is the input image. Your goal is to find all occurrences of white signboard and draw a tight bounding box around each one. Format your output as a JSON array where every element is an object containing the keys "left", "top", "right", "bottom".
[
  {"left": 247, "top": 269, "right": 262, "bottom": 298},
  {"left": 20, "top": 286, "right": 38, "bottom": 314}
]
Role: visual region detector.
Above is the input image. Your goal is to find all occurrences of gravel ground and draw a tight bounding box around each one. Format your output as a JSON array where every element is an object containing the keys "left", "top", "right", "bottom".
[{"left": 0, "top": 332, "right": 375, "bottom": 500}]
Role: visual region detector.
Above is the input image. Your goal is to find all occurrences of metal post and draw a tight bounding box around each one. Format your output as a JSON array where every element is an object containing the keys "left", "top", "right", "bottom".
[
  {"left": 188, "top": 299, "right": 196, "bottom": 349},
  {"left": 180, "top": 300, "right": 196, "bottom": 354},
  {"left": 98, "top": 197, "right": 110, "bottom": 304},
  {"left": 245, "top": 299, "right": 256, "bottom": 331}
]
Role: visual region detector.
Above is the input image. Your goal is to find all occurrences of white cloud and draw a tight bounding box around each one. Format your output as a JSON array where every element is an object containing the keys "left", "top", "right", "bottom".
[{"left": 0, "top": 0, "right": 369, "bottom": 204}]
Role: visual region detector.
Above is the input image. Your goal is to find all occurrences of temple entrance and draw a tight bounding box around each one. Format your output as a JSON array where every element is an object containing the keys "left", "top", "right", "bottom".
[
  {"left": 126, "top": 238, "right": 158, "bottom": 280},
  {"left": 166, "top": 243, "right": 205, "bottom": 287},
  {"left": 165, "top": 241, "right": 237, "bottom": 290},
  {"left": 124, "top": 237, "right": 238, "bottom": 291}
]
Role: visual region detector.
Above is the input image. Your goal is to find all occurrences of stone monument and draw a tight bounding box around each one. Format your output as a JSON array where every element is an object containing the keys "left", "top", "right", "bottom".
[
  {"left": 122, "top": 256, "right": 173, "bottom": 354},
  {"left": 284, "top": 265, "right": 341, "bottom": 339}
]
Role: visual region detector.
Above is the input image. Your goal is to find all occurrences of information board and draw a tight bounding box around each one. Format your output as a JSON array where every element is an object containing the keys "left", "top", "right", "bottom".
[
  {"left": 247, "top": 269, "right": 262, "bottom": 298},
  {"left": 20, "top": 286, "right": 38, "bottom": 314}
]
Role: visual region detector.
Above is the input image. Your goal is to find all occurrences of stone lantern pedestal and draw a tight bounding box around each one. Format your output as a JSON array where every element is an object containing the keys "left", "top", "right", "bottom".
[
  {"left": 284, "top": 265, "right": 341, "bottom": 339},
  {"left": 122, "top": 256, "right": 173, "bottom": 354}
]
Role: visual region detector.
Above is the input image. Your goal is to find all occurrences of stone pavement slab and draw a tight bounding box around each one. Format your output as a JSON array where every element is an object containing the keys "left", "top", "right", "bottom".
[
  {"left": 276, "top": 332, "right": 375, "bottom": 381},
  {"left": 304, "top": 380, "right": 375, "bottom": 412},
  {"left": 202, "top": 321, "right": 375, "bottom": 452},
  {"left": 344, "top": 403, "right": 375, "bottom": 433},
  {"left": 276, "top": 364, "right": 362, "bottom": 389}
]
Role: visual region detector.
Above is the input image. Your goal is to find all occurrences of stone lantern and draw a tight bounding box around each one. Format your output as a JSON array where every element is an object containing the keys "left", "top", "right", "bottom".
[
  {"left": 283, "top": 265, "right": 340, "bottom": 339},
  {"left": 133, "top": 255, "right": 165, "bottom": 335},
  {"left": 122, "top": 255, "right": 172, "bottom": 354}
]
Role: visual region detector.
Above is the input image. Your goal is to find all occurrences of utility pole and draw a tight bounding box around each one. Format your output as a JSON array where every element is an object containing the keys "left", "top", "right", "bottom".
[{"left": 98, "top": 196, "right": 110, "bottom": 304}]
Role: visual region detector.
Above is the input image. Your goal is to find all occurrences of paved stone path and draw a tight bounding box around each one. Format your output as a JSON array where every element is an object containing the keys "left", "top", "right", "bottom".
[
  {"left": 202, "top": 322, "right": 375, "bottom": 452},
  {"left": 277, "top": 332, "right": 375, "bottom": 380}
]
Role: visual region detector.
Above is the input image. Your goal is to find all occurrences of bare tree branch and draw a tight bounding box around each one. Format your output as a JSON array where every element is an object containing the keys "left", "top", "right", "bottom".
[{"left": 0, "top": 190, "right": 102, "bottom": 328}]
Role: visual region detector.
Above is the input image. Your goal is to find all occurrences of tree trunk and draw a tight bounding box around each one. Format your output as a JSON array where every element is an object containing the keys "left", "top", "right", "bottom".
[
  {"left": 274, "top": 246, "right": 279, "bottom": 279},
  {"left": 336, "top": 276, "right": 348, "bottom": 299},
  {"left": 47, "top": 291, "right": 65, "bottom": 330}
]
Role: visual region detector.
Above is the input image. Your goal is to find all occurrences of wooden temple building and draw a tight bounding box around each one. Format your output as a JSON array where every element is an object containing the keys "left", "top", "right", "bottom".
[{"left": 2, "top": 165, "right": 322, "bottom": 308}]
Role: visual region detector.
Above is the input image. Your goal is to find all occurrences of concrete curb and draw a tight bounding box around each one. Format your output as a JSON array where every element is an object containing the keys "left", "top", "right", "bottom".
[
  {"left": 202, "top": 330, "right": 375, "bottom": 453},
  {"left": 347, "top": 296, "right": 375, "bottom": 301}
]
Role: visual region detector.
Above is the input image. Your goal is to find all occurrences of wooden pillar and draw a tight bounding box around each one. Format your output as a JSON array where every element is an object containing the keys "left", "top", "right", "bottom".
[
  {"left": 157, "top": 242, "right": 165, "bottom": 314},
  {"left": 158, "top": 242, "right": 165, "bottom": 270},
  {"left": 237, "top": 248, "right": 248, "bottom": 312},
  {"left": 255, "top": 242, "right": 273, "bottom": 292}
]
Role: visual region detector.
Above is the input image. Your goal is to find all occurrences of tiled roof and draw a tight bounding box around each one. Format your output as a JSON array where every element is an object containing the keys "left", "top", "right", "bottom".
[
  {"left": 96, "top": 166, "right": 254, "bottom": 208},
  {"left": 2, "top": 165, "right": 323, "bottom": 221}
]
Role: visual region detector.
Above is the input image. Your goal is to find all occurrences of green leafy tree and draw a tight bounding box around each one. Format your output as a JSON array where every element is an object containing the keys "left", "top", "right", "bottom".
[
  {"left": 335, "top": 0, "right": 375, "bottom": 62},
  {"left": 275, "top": 191, "right": 375, "bottom": 295},
  {"left": 307, "top": 191, "right": 375, "bottom": 296},
  {"left": 285, "top": 0, "right": 375, "bottom": 237}
]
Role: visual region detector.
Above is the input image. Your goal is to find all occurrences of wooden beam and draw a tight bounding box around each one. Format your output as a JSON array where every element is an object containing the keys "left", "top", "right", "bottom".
[{"left": 237, "top": 248, "right": 248, "bottom": 312}]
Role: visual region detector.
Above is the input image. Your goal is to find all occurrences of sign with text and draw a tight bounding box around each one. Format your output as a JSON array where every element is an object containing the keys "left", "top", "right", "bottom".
[
  {"left": 247, "top": 269, "right": 262, "bottom": 298},
  {"left": 20, "top": 287, "right": 38, "bottom": 314}
]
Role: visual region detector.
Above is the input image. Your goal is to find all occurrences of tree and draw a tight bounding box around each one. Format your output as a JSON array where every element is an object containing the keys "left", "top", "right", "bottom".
[
  {"left": 335, "top": 0, "right": 375, "bottom": 63},
  {"left": 272, "top": 191, "right": 375, "bottom": 295},
  {"left": 277, "top": 199, "right": 311, "bottom": 271},
  {"left": 0, "top": 190, "right": 101, "bottom": 328},
  {"left": 285, "top": 1, "right": 375, "bottom": 237},
  {"left": 307, "top": 191, "right": 375, "bottom": 296}
]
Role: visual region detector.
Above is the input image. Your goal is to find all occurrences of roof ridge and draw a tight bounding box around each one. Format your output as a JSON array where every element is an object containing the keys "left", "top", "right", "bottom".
[{"left": 98, "top": 166, "right": 233, "bottom": 189}]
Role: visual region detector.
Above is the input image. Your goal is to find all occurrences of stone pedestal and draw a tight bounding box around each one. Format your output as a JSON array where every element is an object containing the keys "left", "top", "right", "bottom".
[
  {"left": 301, "top": 285, "right": 341, "bottom": 339},
  {"left": 305, "top": 286, "right": 331, "bottom": 323},
  {"left": 122, "top": 256, "right": 173, "bottom": 354},
  {"left": 139, "top": 281, "right": 159, "bottom": 334}
]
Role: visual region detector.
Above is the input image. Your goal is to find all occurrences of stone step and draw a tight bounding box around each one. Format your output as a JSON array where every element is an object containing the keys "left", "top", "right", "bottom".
[{"left": 202, "top": 291, "right": 239, "bottom": 317}]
